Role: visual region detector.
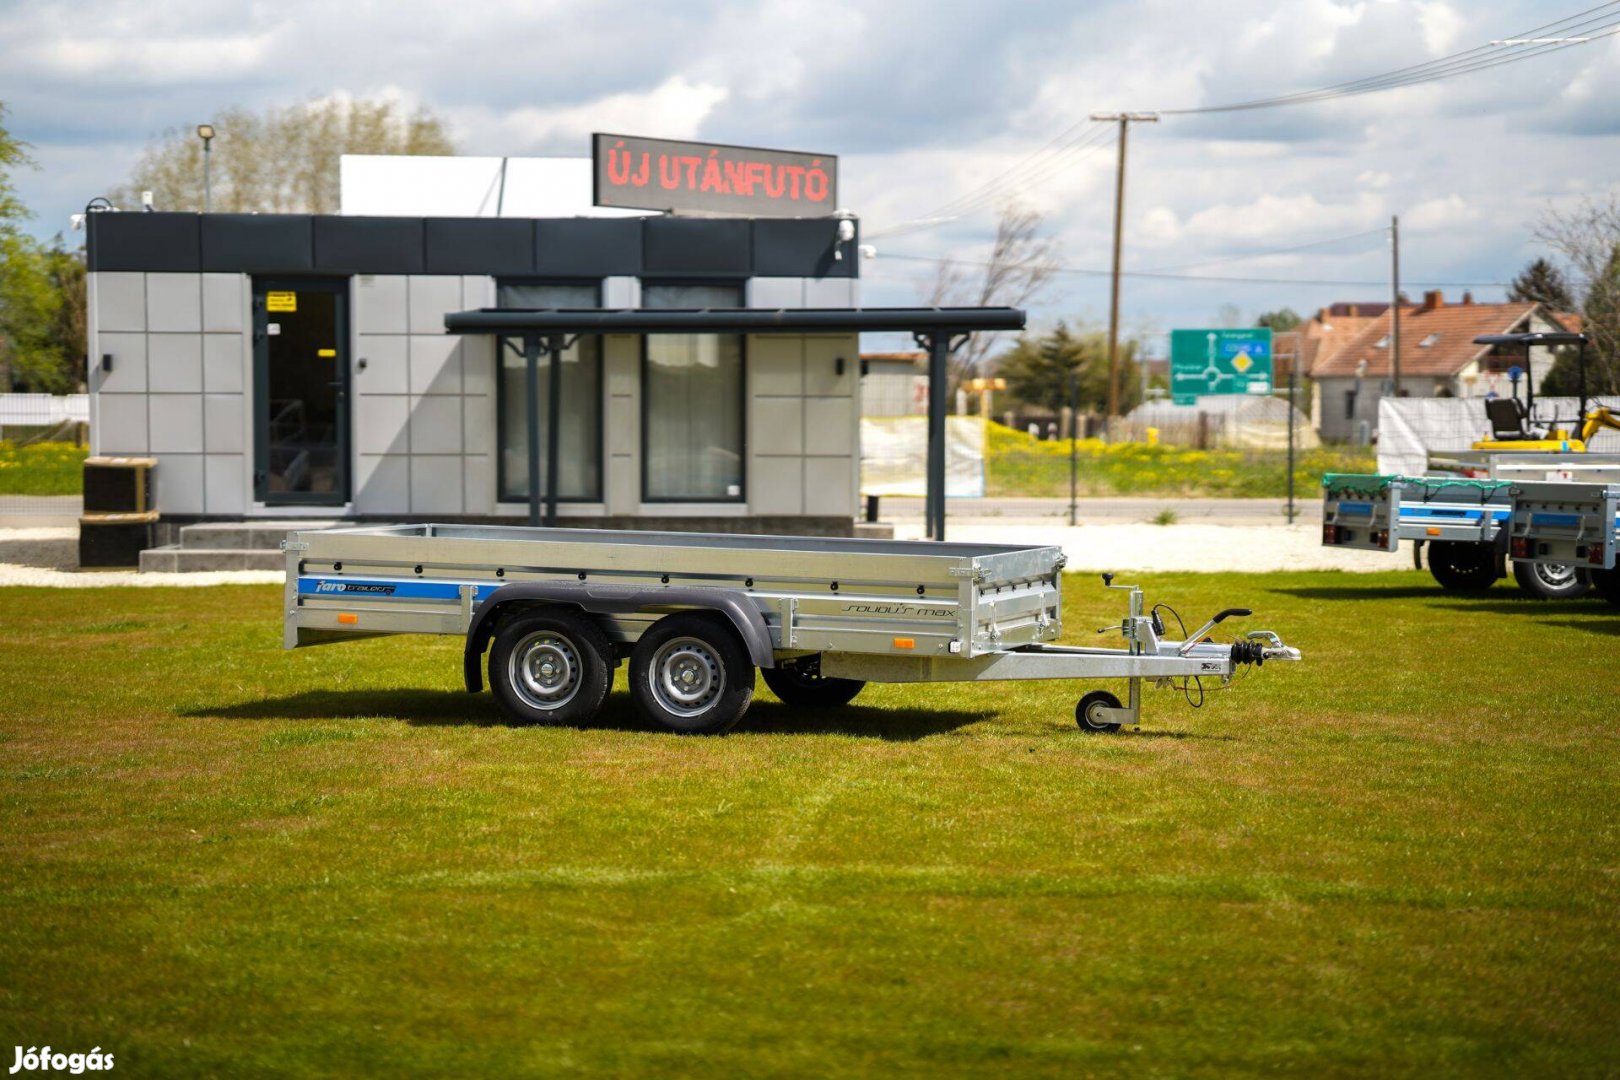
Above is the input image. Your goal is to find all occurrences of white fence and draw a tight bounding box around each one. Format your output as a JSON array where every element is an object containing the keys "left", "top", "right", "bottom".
[
  {"left": 1378, "top": 395, "right": 1620, "bottom": 476},
  {"left": 0, "top": 394, "right": 90, "bottom": 428}
]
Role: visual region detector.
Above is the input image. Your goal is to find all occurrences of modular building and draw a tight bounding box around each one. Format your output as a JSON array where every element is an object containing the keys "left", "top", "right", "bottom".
[{"left": 84, "top": 211, "right": 863, "bottom": 536}]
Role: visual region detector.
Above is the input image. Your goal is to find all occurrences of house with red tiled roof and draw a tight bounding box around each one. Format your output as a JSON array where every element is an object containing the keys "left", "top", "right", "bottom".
[
  {"left": 1293, "top": 302, "right": 1387, "bottom": 377},
  {"left": 1309, "top": 290, "right": 1570, "bottom": 441}
]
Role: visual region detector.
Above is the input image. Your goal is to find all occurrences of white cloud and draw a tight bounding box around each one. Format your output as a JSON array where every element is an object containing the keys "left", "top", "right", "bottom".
[
  {"left": 1417, "top": 2, "right": 1465, "bottom": 55},
  {"left": 1404, "top": 193, "right": 1480, "bottom": 230},
  {"left": 454, "top": 76, "right": 728, "bottom": 154}
]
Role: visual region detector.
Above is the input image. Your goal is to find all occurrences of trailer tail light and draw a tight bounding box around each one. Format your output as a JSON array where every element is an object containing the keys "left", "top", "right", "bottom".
[
  {"left": 892, "top": 637, "right": 915, "bottom": 650},
  {"left": 337, "top": 613, "right": 359, "bottom": 625},
  {"left": 1322, "top": 524, "right": 1339, "bottom": 545},
  {"left": 1426, "top": 527, "right": 1441, "bottom": 536},
  {"left": 1510, "top": 536, "right": 1532, "bottom": 559},
  {"left": 1372, "top": 529, "right": 1389, "bottom": 548},
  {"left": 1592, "top": 547, "right": 1607, "bottom": 566}
]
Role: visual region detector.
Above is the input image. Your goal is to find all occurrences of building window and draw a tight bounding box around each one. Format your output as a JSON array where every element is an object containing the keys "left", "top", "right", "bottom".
[
  {"left": 497, "top": 281, "right": 602, "bottom": 503},
  {"left": 1344, "top": 391, "right": 1357, "bottom": 420},
  {"left": 641, "top": 282, "right": 744, "bottom": 502}
]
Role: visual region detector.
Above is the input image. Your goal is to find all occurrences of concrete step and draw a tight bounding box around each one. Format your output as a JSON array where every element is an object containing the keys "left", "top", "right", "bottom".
[
  {"left": 853, "top": 521, "right": 896, "bottom": 540},
  {"left": 139, "top": 545, "right": 286, "bottom": 573},
  {"left": 176, "top": 520, "right": 340, "bottom": 551}
]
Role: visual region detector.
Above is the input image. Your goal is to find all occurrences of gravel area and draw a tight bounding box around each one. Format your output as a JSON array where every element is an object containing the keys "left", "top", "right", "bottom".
[{"left": 0, "top": 528, "right": 280, "bottom": 587}]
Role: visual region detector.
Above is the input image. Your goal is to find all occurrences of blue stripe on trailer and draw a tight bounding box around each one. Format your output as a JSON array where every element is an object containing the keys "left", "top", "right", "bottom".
[
  {"left": 1529, "top": 512, "right": 1581, "bottom": 527},
  {"left": 1338, "top": 501, "right": 1373, "bottom": 516},
  {"left": 297, "top": 577, "right": 501, "bottom": 601}
]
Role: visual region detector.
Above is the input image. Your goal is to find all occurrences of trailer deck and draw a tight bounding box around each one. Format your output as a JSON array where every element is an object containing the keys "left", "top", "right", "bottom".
[{"left": 283, "top": 523, "right": 1301, "bottom": 734}]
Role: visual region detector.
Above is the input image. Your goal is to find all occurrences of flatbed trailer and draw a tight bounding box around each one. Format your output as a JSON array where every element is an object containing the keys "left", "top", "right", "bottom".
[
  {"left": 1321, "top": 473, "right": 1600, "bottom": 599},
  {"left": 1506, "top": 480, "right": 1620, "bottom": 606},
  {"left": 282, "top": 523, "right": 1300, "bottom": 734}
]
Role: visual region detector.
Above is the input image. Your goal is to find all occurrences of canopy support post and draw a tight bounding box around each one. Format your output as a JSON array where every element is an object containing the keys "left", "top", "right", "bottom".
[
  {"left": 524, "top": 333, "right": 542, "bottom": 528},
  {"left": 915, "top": 331, "right": 971, "bottom": 542}
]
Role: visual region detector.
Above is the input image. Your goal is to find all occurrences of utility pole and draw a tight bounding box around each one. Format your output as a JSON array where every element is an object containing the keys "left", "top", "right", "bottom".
[
  {"left": 1091, "top": 111, "right": 1158, "bottom": 425},
  {"left": 1390, "top": 215, "right": 1401, "bottom": 399}
]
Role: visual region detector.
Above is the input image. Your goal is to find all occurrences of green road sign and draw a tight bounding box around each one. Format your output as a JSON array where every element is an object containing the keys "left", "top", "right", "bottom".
[{"left": 1169, "top": 328, "right": 1273, "bottom": 405}]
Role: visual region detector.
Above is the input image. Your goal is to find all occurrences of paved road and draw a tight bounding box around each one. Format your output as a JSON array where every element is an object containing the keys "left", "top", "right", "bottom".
[
  {"left": 876, "top": 496, "right": 1321, "bottom": 525},
  {"left": 0, "top": 495, "right": 81, "bottom": 528}
]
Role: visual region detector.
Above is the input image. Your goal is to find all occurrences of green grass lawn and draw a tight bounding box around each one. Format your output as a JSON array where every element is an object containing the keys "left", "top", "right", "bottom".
[
  {"left": 0, "top": 440, "right": 88, "bottom": 496},
  {"left": 985, "top": 424, "right": 1376, "bottom": 498},
  {"left": 2, "top": 572, "right": 1617, "bottom": 1076}
]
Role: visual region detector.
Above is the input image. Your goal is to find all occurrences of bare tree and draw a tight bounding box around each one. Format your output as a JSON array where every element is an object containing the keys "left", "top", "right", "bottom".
[
  {"left": 113, "top": 97, "right": 455, "bottom": 215},
  {"left": 924, "top": 203, "right": 1058, "bottom": 395},
  {"left": 1535, "top": 193, "right": 1620, "bottom": 395}
]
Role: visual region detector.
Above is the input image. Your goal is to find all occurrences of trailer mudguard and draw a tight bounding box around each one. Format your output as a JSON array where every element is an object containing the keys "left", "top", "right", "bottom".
[{"left": 463, "top": 581, "right": 777, "bottom": 692}]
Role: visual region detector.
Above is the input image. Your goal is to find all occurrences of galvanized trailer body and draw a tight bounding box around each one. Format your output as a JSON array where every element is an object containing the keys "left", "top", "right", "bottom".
[
  {"left": 282, "top": 523, "right": 1298, "bottom": 731},
  {"left": 1507, "top": 480, "right": 1620, "bottom": 571},
  {"left": 1321, "top": 474, "right": 1513, "bottom": 553}
]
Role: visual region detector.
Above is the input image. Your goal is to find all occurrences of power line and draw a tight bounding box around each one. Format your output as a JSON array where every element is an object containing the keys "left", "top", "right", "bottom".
[
  {"left": 863, "top": 4, "right": 1620, "bottom": 240},
  {"left": 1161, "top": 4, "right": 1620, "bottom": 114},
  {"left": 873, "top": 251, "right": 1507, "bottom": 289},
  {"left": 1142, "top": 228, "right": 1389, "bottom": 273}
]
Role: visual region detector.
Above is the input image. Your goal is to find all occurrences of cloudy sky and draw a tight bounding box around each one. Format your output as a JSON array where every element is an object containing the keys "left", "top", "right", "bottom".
[{"left": 4, "top": 0, "right": 1619, "bottom": 344}]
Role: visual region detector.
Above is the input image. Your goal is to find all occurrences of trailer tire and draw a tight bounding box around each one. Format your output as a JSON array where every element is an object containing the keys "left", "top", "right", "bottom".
[
  {"left": 630, "top": 612, "right": 755, "bottom": 735},
  {"left": 1512, "top": 558, "right": 1590, "bottom": 600},
  {"left": 1593, "top": 568, "right": 1620, "bottom": 607},
  {"left": 489, "top": 609, "right": 613, "bottom": 726},
  {"left": 1427, "top": 541, "right": 1498, "bottom": 593},
  {"left": 761, "top": 663, "right": 865, "bottom": 709},
  {"left": 1076, "top": 690, "right": 1123, "bottom": 733}
]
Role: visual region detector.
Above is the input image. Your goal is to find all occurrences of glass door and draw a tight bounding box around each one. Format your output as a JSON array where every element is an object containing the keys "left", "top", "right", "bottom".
[{"left": 252, "top": 279, "right": 349, "bottom": 505}]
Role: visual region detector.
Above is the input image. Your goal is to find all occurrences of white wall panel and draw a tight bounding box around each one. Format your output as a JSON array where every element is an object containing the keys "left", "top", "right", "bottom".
[
  {"left": 463, "top": 396, "right": 495, "bottom": 456},
  {"left": 148, "top": 394, "right": 204, "bottom": 454},
  {"left": 746, "top": 336, "right": 803, "bottom": 396},
  {"left": 96, "top": 394, "right": 148, "bottom": 453},
  {"left": 602, "top": 277, "right": 640, "bottom": 309},
  {"left": 460, "top": 335, "right": 496, "bottom": 397},
  {"left": 146, "top": 274, "right": 201, "bottom": 332},
  {"left": 355, "top": 335, "right": 409, "bottom": 395},
  {"left": 204, "top": 394, "right": 245, "bottom": 454},
  {"left": 202, "top": 274, "right": 245, "bottom": 333},
  {"left": 804, "top": 396, "right": 853, "bottom": 451},
  {"left": 462, "top": 455, "right": 495, "bottom": 515},
  {"left": 749, "top": 457, "right": 802, "bottom": 514},
  {"left": 408, "top": 335, "right": 461, "bottom": 395},
  {"left": 204, "top": 454, "right": 246, "bottom": 514},
  {"left": 804, "top": 456, "right": 855, "bottom": 516},
  {"left": 154, "top": 454, "right": 205, "bottom": 514},
  {"left": 354, "top": 454, "right": 409, "bottom": 513},
  {"left": 355, "top": 395, "right": 409, "bottom": 456},
  {"left": 95, "top": 272, "right": 146, "bottom": 332},
  {"left": 355, "top": 275, "right": 408, "bottom": 334},
  {"left": 202, "top": 333, "right": 246, "bottom": 394},
  {"left": 408, "top": 395, "right": 462, "bottom": 454},
  {"left": 804, "top": 277, "right": 856, "bottom": 309},
  {"left": 410, "top": 456, "right": 463, "bottom": 514},
  {"left": 751, "top": 397, "right": 803, "bottom": 455},
  {"left": 95, "top": 332, "right": 147, "bottom": 394},
  {"left": 407, "top": 276, "right": 462, "bottom": 335},
  {"left": 148, "top": 334, "right": 204, "bottom": 393},
  {"left": 746, "top": 278, "right": 805, "bottom": 309}
]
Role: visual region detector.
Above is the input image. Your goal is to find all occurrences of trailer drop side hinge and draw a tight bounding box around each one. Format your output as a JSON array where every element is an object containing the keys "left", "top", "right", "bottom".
[{"left": 282, "top": 541, "right": 309, "bottom": 552}]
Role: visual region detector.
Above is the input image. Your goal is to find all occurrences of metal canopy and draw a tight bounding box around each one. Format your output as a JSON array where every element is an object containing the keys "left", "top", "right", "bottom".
[
  {"left": 1474, "top": 332, "right": 1588, "bottom": 347},
  {"left": 443, "top": 306, "right": 1026, "bottom": 539},
  {"left": 444, "top": 306, "right": 1024, "bottom": 335}
]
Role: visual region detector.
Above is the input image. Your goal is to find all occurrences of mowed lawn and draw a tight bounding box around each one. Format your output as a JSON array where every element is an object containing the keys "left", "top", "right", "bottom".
[{"left": 1, "top": 572, "right": 1617, "bottom": 1077}]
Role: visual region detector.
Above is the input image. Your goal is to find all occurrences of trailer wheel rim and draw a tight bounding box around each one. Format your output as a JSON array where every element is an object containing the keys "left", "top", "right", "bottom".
[
  {"left": 510, "top": 631, "right": 584, "bottom": 711},
  {"left": 1531, "top": 561, "right": 1578, "bottom": 589},
  {"left": 649, "top": 636, "right": 724, "bottom": 718}
]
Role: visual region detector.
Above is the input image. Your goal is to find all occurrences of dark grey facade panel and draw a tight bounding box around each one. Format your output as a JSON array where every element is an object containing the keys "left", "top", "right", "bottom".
[
  {"left": 446, "top": 306, "right": 1025, "bottom": 335},
  {"left": 642, "top": 217, "right": 751, "bottom": 276},
  {"left": 86, "top": 212, "right": 201, "bottom": 272},
  {"left": 91, "top": 213, "right": 861, "bottom": 279},
  {"left": 314, "top": 216, "right": 425, "bottom": 273},
  {"left": 201, "top": 215, "right": 314, "bottom": 273},
  {"left": 751, "top": 219, "right": 854, "bottom": 279},
  {"left": 535, "top": 218, "right": 642, "bottom": 277},
  {"left": 424, "top": 218, "right": 534, "bottom": 275}
]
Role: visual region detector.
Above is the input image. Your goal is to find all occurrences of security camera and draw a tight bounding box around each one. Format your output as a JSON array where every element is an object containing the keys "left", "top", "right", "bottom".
[
  {"left": 836, "top": 218, "right": 856, "bottom": 244},
  {"left": 858, "top": 244, "right": 876, "bottom": 260},
  {"left": 70, "top": 213, "right": 86, "bottom": 232}
]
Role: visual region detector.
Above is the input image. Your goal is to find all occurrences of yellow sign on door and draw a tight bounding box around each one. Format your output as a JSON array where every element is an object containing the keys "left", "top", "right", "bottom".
[{"left": 266, "top": 291, "right": 297, "bottom": 313}]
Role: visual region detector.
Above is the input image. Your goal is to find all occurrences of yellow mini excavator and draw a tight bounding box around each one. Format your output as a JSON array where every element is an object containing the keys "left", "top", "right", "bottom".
[{"left": 1472, "top": 331, "right": 1620, "bottom": 452}]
